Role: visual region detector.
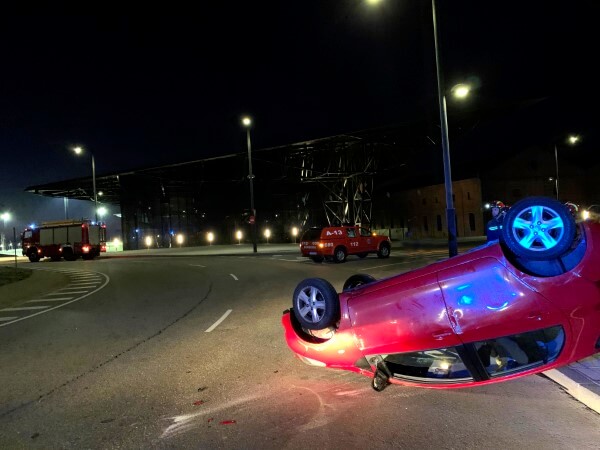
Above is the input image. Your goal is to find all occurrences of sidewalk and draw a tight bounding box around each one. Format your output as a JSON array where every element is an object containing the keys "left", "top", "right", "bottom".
[{"left": 1, "top": 241, "right": 599, "bottom": 413}]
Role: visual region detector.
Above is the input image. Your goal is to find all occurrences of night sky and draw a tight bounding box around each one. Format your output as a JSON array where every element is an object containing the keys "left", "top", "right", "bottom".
[{"left": 0, "top": 1, "right": 597, "bottom": 236}]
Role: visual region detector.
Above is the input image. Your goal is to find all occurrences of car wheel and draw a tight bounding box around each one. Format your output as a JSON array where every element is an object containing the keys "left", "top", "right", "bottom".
[
  {"left": 292, "top": 278, "right": 340, "bottom": 330},
  {"left": 343, "top": 274, "right": 376, "bottom": 291},
  {"left": 310, "top": 256, "right": 324, "bottom": 263},
  {"left": 357, "top": 252, "right": 368, "bottom": 259},
  {"left": 63, "top": 248, "right": 77, "bottom": 261},
  {"left": 28, "top": 249, "right": 40, "bottom": 263},
  {"left": 377, "top": 242, "right": 391, "bottom": 258},
  {"left": 502, "top": 196, "right": 576, "bottom": 260},
  {"left": 333, "top": 247, "right": 347, "bottom": 263}
]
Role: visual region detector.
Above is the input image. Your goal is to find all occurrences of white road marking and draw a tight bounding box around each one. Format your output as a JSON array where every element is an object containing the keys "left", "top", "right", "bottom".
[
  {"left": 54, "top": 290, "right": 88, "bottom": 294},
  {"left": 189, "top": 264, "right": 206, "bottom": 268},
  {"left": 68, "top": 283, "right": 100, "bottom": 287},
  {"left": 205, "top": 309, "right": 233, "bottom": 333},
  {"left": 26, "top": 297, "right": 73, "bottom": 303},
  {"left": 0, "top": 316, "right": 19, "bottom": 322},
  {"left": 0, "top": 269, "right": 110, "bottom": 328},
  {"left": 0, "top": 306, "right": 50, "bottom": 311},
  {"left": 230, "top": 274, "right": 238, "bottom": 281}
]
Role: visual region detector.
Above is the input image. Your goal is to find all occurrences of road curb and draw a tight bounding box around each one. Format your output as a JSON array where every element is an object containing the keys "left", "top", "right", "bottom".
[{"left": 544, "top": 368, "right": 600, "bottom": 414}]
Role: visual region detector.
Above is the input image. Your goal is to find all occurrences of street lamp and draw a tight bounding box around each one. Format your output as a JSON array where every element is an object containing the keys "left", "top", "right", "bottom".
[
  {"left": 1, "top": 212, "right": 9, "bottom": 228},
  {"left": 176, "top": 233, "right": 184, "bottom": 247},
  {"left": 242, "top": 116, "right": 258, "bottom": 253},
  {"left": 366, "top": 0, "right": 458, "bottom": 257},
  {"left": 291, "top": 226, "right": 299, "bottom": 244},
  {"left": 264, "top": 228, "right": 271, "bottom": 244},
  {"left": 73, "top": 146, "right": 98, "bottom": 223},
  {"left": 431, "top": 0, "right": 458, "bottom": 258},
  {"left": 207, "top": 231, "right": 214, "bottom": 245},
  {"left": 554, "top": 134, "right": 580, "bottom": 200},
  {"left": 236, "top": 230, "right": 243, "bottom": 245}
]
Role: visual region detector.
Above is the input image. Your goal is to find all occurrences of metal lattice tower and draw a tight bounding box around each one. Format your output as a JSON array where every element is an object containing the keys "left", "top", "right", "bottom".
[{"left": 286, "top": 136, "right": 377, "bottom": 228}]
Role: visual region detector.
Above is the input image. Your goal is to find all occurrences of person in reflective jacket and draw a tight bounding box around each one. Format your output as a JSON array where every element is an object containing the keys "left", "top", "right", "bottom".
[{"left": 486, "top": 200, "right": 507, "bottom": 242}]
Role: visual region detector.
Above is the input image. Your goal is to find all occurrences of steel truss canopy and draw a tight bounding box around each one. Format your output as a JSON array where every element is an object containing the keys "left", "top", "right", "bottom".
[{"left": 25, "top": 97, "right": 548, "bottom": 230}]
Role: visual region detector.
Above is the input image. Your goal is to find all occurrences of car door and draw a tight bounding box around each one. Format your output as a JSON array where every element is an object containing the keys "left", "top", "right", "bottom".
[
  {"left": 348, "top": 273, "right": 474, "bottom": 383},
  {"left": 437, "top": 257, "right": 570, "bottom": 378},
  {"left": 345, "top": 227, "right": 361, "bottom": 254},
  {"left": 358, "top": 227, "right": 374, "bottom": 253}
]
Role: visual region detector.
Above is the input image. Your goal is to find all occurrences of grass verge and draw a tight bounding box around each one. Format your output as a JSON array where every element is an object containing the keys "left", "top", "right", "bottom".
[{"left": 0, "top": 266, "right": 32, "bottom": 287}]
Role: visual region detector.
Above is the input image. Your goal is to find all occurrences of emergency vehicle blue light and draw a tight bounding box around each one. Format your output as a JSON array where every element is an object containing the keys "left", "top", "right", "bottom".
[{"left": 30, "top": 223, "right": 36, "bottom": 229}]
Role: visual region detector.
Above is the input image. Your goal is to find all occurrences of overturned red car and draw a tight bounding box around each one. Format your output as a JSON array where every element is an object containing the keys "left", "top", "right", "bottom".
[{"left": 282, "top": 197, "right": 600, "bottom": 391}]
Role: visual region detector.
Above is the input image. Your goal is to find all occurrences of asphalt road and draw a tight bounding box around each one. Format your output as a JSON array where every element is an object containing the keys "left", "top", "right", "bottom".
[{"left": 1, "top": 250, "right": 599, "bottom": 449}]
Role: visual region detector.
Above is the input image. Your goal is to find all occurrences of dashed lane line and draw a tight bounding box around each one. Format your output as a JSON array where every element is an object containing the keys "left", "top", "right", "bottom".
[
  {"left": 230, "top": 274, "right": 239, "bottom": 281},
  {"left": 205, "top": 309, "right": 233, "bottom": 332}
]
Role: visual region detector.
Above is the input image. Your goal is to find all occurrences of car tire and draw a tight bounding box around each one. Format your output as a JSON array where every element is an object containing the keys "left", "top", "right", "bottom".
[
  {"left": 28, "top": 249, "right": 40, "bottom": 263},
  {"left": 502, "top": 196, "right": 576, "bottom": 261},
  {"left": 292, "top": 278, "right": 340, "bottom": 330},
  {"left": 63, "top": 248, "right": 77, "bottom": 261},
  {"left": 357, "top": 252, "right": 368, "bottom": 259},
  {"left": 333, "top": 247, "right": 347, "bottom": 263},
  {"left": 343, "top": 274, "right": 376, "bottom": 291},
  {"left": 377, "top": 242, "right": 391, "bottom": 259},
  {"left": 310, "top": 256, "right": 324, "bottom": 263}
]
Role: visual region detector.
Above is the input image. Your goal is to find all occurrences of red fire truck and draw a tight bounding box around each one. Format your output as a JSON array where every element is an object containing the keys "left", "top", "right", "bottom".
[{"left": 21, "top": 219, "right": 107, "bottom": 262}]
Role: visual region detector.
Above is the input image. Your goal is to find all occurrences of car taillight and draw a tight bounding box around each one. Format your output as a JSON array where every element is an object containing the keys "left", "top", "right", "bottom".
[
  {"left": 101, "top": 245, "right": 107, "bottom": 252},
  {"left": 318, "top": 242, "right": 324, "bottom": 248},
  {"left": 82, "top": 245, "right": 90, "bottom": 253}
]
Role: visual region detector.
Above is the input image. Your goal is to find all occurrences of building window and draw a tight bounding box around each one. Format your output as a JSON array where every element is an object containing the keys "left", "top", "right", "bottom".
[
  {"left": 423, "top": 216, "right": 428, "bottom": 232},
  {"left": 436, "top": 215, "right": 442, "bottom": 232},
  {"left": 469, "top": 213, "right": 476, "bottom": 231}
]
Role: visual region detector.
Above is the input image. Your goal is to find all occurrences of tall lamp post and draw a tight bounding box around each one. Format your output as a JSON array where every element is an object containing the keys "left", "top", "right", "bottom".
[
  {"left": 73, "top": 146, "right": 98, "bottom": 223},
  {"left": 431, "top": 0, "right": 457, "bottom": 258},
  {"left": 366, "top": 0, "right": 459, "bottom": 257},
  {"left": 242, "top": 116, "right": 258, "bottom": 253},
  {"left": 554, "top": 134, "right": 580, "bottom": 201}
]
